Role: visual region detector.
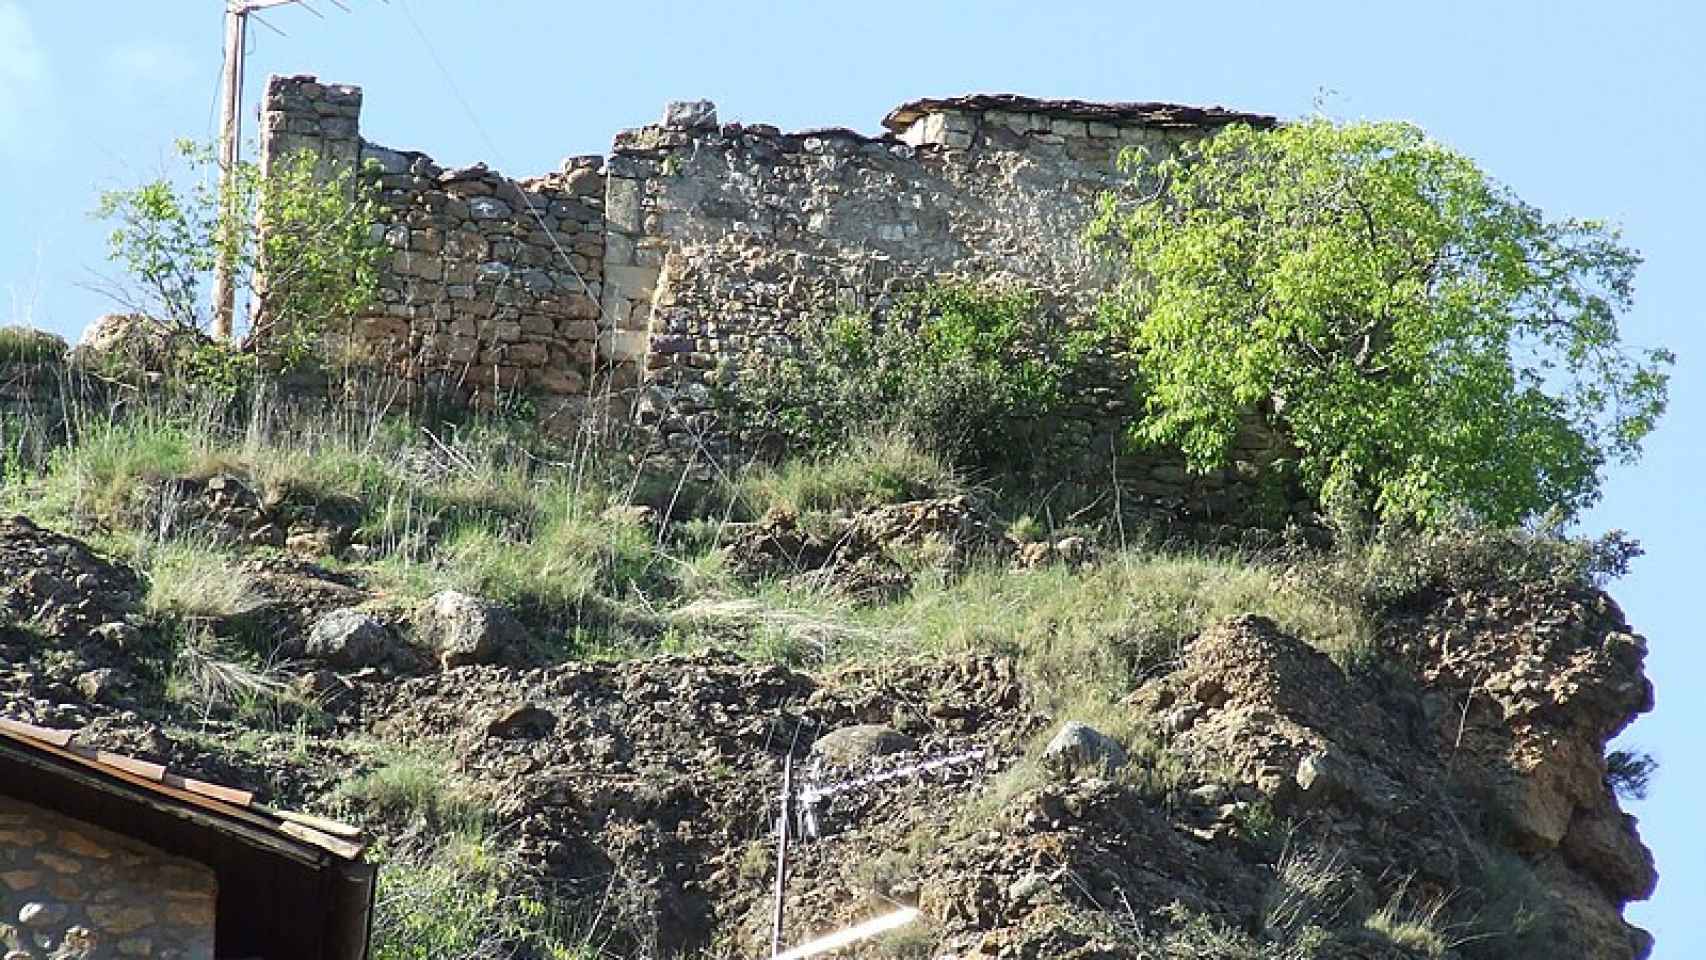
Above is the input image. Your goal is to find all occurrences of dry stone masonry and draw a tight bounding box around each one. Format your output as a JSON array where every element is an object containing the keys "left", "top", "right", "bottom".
[
  {"left": 261, "top": 77, "right": 1304, "bottom": 524},
  {"left": 0, "top": 795, "right": 216, "bottom": 960},
  {"left": 262, "top": 77, "right": 606, "bottom": 430}
]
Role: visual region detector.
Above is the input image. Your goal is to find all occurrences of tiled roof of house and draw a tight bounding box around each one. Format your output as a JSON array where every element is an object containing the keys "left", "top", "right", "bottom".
[{"left": 0, "top": 717, "right": 365, "bottom": 861}]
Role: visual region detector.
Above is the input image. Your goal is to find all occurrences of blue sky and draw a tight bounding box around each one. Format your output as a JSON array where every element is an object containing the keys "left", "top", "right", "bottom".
[{"left": 1, "top": 0, "right": 1700, "bottom": 951}]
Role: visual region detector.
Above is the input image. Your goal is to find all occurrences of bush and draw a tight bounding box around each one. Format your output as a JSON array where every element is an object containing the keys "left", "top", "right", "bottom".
[
  {"left": 370, "top": 832, "right": 596, "bottom": 960},
  {"left": 1311, "top": 517, "right": 1642, "bottom": 614},
  {"left": 717, "top": 283, "right": 1105, "bottom": 480},
  {"left": 0, "top": 326, "right": 66, "bottom": 365},
  {"left": 1605, "top": 748, "right": 1657, "bottom": 802}
]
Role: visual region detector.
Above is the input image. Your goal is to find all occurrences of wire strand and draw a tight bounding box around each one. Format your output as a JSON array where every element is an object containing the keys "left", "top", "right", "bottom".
[{"left": 391, "top": 0, "right": 614, "bottom": 330}]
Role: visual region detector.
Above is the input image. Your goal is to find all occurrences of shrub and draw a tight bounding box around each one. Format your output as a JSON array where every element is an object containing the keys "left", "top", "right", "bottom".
[
  {"left": 718, "top": 283, "right": 1105, "bottom": 480},
  {"left": 1310, "top": 517, "right": 1642, "bottom": 615},
  {"left": 1605, "top": 748, "right": 1657, "bottom": 802},
  {"left": 94, "top": 139, "right": 385, "bottom": 380},
  {"left": 370, "top": 832, "right": 597, "bottom": 960}
]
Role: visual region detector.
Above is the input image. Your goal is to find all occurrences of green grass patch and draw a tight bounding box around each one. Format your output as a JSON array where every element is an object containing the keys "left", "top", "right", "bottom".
[
  {"left": 0, "top": 326, "right": 65, "bottom": 365},
  {"left": 370, "top": 830, "right": 600, "bottom": 960},
  {"left": 142, "top": 539, "right": 262, "bottom": 623},
  {"left": 332, "top": 745, "right": 486, "bottom": 832},
  {"left": 736, "top": 432, "right": 963, "bottom": 517}
]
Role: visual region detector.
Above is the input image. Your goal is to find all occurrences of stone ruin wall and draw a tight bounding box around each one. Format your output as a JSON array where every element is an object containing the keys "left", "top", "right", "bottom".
[
  {"left": 260, "top": 78, "right": 1310, "bottom": 525},
  {"left": 261, "top": 77, "right": 609, "bottom": 430}
]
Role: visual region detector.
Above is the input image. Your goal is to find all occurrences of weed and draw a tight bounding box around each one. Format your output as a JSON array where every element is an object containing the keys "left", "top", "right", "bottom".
[
  {"left": 1364, "top": 881, "right": 1450, "bottom": 959},
  {"left": 1605, "top": 747, "right": 1657, "bottom": 802},
  {"left": 369, "top": 830, "right": 601, "bottom": 960},
  {"left": 1233, "top": 799, "right": 1285, "bottom": 857},
  {"left": 736, "top": 432, "right": 962, "bottom": 517},
  {"left": 333, "top": 746, "right": 486, "bottom": 832}
]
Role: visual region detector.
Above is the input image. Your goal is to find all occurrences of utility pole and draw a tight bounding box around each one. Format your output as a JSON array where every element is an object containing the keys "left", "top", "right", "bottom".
[{"left": 214, "top": 0, "right": 327, "bottom": 341}]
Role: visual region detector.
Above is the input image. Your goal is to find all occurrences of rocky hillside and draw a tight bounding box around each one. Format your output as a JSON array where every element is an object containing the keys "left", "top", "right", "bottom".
[{"left": 0, "top": 461, "right": 1657, "bottom": 960}]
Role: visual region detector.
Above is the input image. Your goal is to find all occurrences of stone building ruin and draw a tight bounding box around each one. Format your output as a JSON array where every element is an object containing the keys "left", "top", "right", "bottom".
[{"left": 261, "top": 77, "right": 1303, "bottom": 526}]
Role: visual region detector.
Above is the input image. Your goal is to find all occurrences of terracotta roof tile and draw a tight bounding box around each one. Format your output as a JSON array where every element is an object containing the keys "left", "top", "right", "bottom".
[{"left": 0, "top": 717, "right": 364, "bottom": 861}]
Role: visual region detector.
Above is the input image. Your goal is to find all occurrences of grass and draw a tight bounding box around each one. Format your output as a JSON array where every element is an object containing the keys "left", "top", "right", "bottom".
[
  {"left": 1363, "top": 879, "right": 1450, "bottom": 959},
  {"left": 332, "top": 745, "right": 486, "bottom": 832},
  {"left": 871, "top": 549, "right": 1370, "bottom": 704},
  {"left": 735, "top": 432, "right": 963, "bottom": 517},
  {"left": 370, "top": 830, "right": 601, "bottom": 960},
  {"left": 15, "top": 395, "right": 691, "bottom": 639},
  {"left": 0, "top": 326, "right": 65, "bottom": 365},
  {"left": 1263, "top": 846, "right": 1351, "bottom": 943},
  {"left": 142, "top": 539, "right": 262, "bottom": 623},
  {"left": 165, "top": 628, "right": 313, "bottom": 727}
]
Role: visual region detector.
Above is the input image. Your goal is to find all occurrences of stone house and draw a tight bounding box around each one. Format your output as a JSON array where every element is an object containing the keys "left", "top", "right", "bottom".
[
  {"left": 0, "top": 719, "right": 373, "bottom": 960},
  {"left": 259, "top": 79, "right": 1311, "bottom": 528}
]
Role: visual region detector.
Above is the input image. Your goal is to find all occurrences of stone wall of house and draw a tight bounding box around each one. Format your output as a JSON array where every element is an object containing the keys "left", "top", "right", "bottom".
[
  {"left": 0, "top": 794, "right": 216, "bottom": 960},
  {"left": 609, "top": 97, "right": 1204, "bottom": 450},
  {"left": 606, "top": 96, "right": 1302, "bottom": 523},
  {"left": 260, "top": 76, "right": 607, "bottom": 428},
  {"left": 259, "top": 79, "right": 1311, "bottom": 524}
]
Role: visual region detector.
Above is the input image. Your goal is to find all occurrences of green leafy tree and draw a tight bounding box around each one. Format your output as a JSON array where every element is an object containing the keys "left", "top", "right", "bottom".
[
  {"left": 1091, "top": 119, "right": 1670, "bottom": 524},
  {"left": 95, "top": 139, "right": 384, "bottom": 376}
]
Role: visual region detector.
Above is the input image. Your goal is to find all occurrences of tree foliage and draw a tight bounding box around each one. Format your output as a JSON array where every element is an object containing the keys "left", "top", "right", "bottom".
[
  {"left": 95, "top": 139, "right": 384, "bottom": 370},
  {"left": 1091, "top": 119, "right": 1671, "bottom": 524}
]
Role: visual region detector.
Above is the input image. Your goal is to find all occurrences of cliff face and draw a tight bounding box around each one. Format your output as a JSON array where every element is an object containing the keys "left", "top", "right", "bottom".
[{"left": 0, "top": 511, "right": 1655, "bottom": 959}]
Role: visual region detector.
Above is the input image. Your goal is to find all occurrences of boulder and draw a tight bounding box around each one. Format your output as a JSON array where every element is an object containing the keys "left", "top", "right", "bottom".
[
  {"left": 304, "top": 608, "right": 394, "bottom": 669},
  {"left": 73, "top": 668, "right": 132, "bottom": 705},
  {"left": 1042, "top": 721, "right": 1127, "bottom": 777},
  {"left": 72, "top": 313, "right": 182, "bottom": 371},
  {"left": 415, "top": 590, "right": 531, "bottom": 668},
  {"left": 1292, "top": 749, "right": 1357, "bottom": 808},
  {"left": 810, "top": 724, "right": 917, "bottom": 767},
  {"left": 1562, "top": 807, "right": 1659, "bottom": 902},
  {"left": 487, "top": 704, "right": 558, "bottom": 740}
]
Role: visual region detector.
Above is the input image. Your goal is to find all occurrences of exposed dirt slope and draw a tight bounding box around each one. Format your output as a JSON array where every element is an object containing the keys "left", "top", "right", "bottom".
[{"left": 0, "top": 515, "right": 1656, "bottom": 959}]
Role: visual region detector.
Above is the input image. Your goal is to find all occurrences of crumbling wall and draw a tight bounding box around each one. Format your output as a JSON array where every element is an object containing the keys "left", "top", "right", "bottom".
[
  {"left": 608, "top": 96, "right": 1299, "bottom": 522},
  {"left": 259, "top": 79, "right": 1309, "bottom": 526},
  {"left": 260, "top": 76, "right": 606, "bottom": 427}
]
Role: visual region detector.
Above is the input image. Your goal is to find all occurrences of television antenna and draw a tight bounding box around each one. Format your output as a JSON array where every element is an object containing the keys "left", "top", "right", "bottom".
[{"left": 214, "top": 0, "right": 352, "bottom": 340}]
